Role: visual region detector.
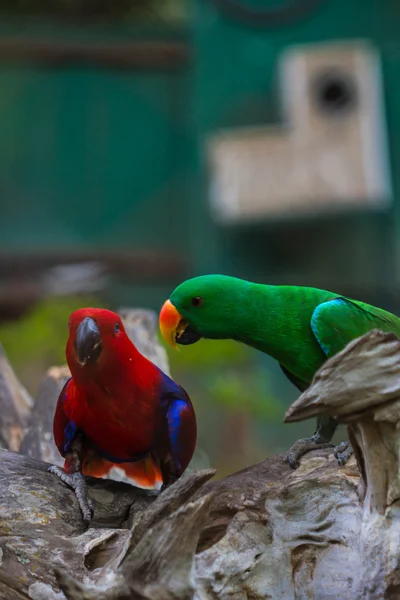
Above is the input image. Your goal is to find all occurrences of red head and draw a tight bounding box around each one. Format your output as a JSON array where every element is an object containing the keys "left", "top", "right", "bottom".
[{"left": 66, "top": 308, "right": 133, "bottom": 378}]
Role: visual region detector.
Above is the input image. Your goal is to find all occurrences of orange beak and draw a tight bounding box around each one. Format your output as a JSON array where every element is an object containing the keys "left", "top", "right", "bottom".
[{"left": 159, "top": 299, "right": 185, "bottom": 350}]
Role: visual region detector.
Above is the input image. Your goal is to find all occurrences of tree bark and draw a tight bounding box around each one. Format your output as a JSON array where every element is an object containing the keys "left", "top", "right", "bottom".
[
  {"left": 0, "top": 315, "right": 397, "bottom": 599},
  {"left": 285, "top": 329, "right": 400, "bottom": 599}
]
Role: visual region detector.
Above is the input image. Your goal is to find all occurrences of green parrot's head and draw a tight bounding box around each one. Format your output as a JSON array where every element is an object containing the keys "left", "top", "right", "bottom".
[{"left": 159, "top": 274, "right": 250, "bottom": 349}]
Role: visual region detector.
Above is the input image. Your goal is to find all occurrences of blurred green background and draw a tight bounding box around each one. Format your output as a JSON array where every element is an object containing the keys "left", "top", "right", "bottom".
[{"left": 0, "top": 0, "right": 397, "bottom": 475}]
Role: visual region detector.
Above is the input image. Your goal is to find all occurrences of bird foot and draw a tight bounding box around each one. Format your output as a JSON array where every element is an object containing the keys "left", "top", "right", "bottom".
[
  {"left": 48, "top": 466, "right": 94, "bottom": 523},
  {"left": 160, "top": 475, "right": 179, "bottom": 493},
  {"left": 333, "top": 440, "right": 354, "bottom": 466},
  {"left": 286, "top": 436, "right": 334, "bottom": 469}
]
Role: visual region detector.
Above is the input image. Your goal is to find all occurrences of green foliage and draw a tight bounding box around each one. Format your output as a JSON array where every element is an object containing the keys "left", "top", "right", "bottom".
[
  {"left": 0, "top": 295, "right": 104, "bottom": 389},
  {"left": 0, "top": 296, "right": 281, "bottom": 473},
  {"left": 209, "top": 368, "right": 283, "bottom": 421},
  {"left": 168, "top": 344, "right": 284, "bottom": 475},
  {"left": 165, "top": 337, "right": 256, "bottom": 371},
  {"left": 163, "top": 337, "right": 283, "bottom": 422},
  {"left": 0, "top": 297, "right": 280, "bottom": 435}
]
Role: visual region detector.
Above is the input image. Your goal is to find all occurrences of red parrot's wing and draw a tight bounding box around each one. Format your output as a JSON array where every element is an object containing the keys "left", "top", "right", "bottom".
[
  {"left": 54, "top": 379, "right": 163, "bottom": 489},
  {"left": 165, "top": 395, "right": 197, "bottom": 476},
  {"left": 53, "top": 378, "right": 79, "bottom": 457},
  {"left": 158, "top": 373, "right": 197, "bottom": 482}
]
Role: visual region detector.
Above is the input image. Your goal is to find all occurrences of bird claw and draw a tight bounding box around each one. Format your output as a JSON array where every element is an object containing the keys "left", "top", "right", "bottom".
[
  {"left": 48, "top": 465, "right": 94, "bottom": 523},
  {"left": 333, "top": 441, "right": 354, "bottom": 466},
  {"left": 160, "top": 475, "right": 179, "bottom": 493},
  {"left": 286, "top": 437, "right": 334, "bottom": 469}
]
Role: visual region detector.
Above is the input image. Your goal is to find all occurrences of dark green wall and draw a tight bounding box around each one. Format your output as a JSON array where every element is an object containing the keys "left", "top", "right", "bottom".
[
  {"left": 0, "top": 66, "right": 188, "bottom": 250},
  {"left": 0, "top": 21, "right": 192, "bottom": 309},
  {"left": 0, "top": 1, "right": 399, "bottom": 310},
  {"left": 190, "top": 0, "right": 400, "bottom": 303}
]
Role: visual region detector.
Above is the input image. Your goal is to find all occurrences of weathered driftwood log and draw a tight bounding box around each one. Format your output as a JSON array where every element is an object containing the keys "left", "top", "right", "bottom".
[
  {"left": 285, "top": 329, "right": 400, "bottom": 599},
  {"left": 0, "top": 445, "right": 358, "bottom": 600},
  {"left": 20, "top": 365, "right": 69, "bottom": 467},
  {"left": 0, "top": 312, "right": 398, "bottom": 599},
  {"left": 0, "top": 344, "right": 33, "bottom": 452},
  {"left": 0, "top": 449, "right": 215, "bottom": 600}
]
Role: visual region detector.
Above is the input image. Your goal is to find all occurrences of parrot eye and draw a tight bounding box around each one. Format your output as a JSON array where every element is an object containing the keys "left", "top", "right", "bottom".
[
  {"left": 68, "top": 321, "right": 71, "bottom": 329},
  {"left": 191, "top": 296, "right": 203, "bottom": 307},
  {"left": 115, "top": 322, "right": 120, "bottom": 333}
]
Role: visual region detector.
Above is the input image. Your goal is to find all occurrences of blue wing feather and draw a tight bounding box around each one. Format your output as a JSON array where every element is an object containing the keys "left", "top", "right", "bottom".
[
  {"left": 310, "top": 299, "right": 347, "bottom": 356},
  {"left": 63, "top": 420, "right": 78, "bottom": 454},
  {"left": 158, "top": 371, "right": 197, "bottom": 476},
  {"left": 166, "top": 399, "right": 190, "bottom": 472},
  {"left": 311, "top": 297, "right": 400, "bottom": 359},
  {"left": 54, "top": 379, "right": 79, "bottom": 455}
]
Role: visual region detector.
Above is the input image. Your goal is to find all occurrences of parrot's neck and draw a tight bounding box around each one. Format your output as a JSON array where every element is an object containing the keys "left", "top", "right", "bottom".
[
  {"left": 219, "top": 282, "right": 322, "bottom": 371},
  {"left": 70, "top": 340, "right": 151, "bottom": 397},
  {"left": 229, "top": 283, "right": 289, "bottom": 352}
]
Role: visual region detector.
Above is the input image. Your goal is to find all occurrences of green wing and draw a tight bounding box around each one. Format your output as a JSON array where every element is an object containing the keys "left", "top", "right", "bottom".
[{"left": 311, "top": 297, "right": 400, "bottom": 358}]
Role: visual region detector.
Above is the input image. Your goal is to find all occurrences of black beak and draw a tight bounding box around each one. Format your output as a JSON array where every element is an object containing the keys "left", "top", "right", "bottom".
[
  {"left": 75, "top": 317, "right": 102, "bottom": 365},
  {"left": 176, "top": 324, "right": 202, "bottom": 346}
]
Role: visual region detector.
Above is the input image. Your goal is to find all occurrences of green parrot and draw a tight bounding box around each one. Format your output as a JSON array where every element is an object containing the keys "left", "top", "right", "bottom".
[{"left": 159, "top": 274, "right": 400, "bottom": 468}]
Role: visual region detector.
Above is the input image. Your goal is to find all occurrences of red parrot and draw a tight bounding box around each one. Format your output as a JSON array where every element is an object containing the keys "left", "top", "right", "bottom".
[{"left": 49, "top": 308, "right": 197, "bottom": 521}]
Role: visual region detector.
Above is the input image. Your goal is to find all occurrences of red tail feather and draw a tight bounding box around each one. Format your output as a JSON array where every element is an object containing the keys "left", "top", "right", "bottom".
[{"left": 81, "top": 453, "right": 163, "bottom": 490}]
